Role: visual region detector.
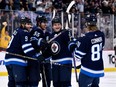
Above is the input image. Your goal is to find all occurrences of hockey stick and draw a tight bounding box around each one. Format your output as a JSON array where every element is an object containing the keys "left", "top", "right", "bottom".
[
  {"left": 66, "top": 4, "right": 79, "bottom": 82},
  {"left": 1, "top": 51, "right": 81, "bottom": 69},
  {"left": 65, "top": 0, "right": 75, "bottom": 29},
  {"left": 3, "top": 51, "right": 37, "bottom": 60},
  {"left": 72, "top": 53, "right": 79, "bottom": 82},
  {"left": 42, "top": 64, "right": 48, "bottom": 87},
  {"left": 70, "top": 13, "right": 79, "bottom": 82},
  {"left": 66, "top": 1, "right": 75, "bottom": 14}
]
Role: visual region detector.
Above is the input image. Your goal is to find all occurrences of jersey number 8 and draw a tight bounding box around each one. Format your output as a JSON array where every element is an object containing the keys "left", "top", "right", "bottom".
[{"left": 91, "top": 43, "right": 102, "bottom": 61}]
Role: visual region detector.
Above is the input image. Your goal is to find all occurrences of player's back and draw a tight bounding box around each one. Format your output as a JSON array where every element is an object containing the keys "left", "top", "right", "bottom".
[{"left": 78, "top": 30, "right": 105, "bottom": 77}]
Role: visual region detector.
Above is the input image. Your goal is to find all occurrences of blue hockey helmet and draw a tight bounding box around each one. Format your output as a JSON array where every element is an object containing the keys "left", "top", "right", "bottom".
[{"left": 86, "top": 14, "right": 97, "bottom": 26}]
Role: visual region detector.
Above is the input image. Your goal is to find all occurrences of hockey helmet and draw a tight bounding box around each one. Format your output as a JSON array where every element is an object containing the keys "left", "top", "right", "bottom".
[
  {"left": 20, "top": 17, "right": 32, "bottom": 24},
  {"left": 25, "top": 17, "right": 32, "bottom": 24},
  {"left": 36, "top": 16, "right": 47, "bottom": 23},
  {"left": 86, "top": 14, "right": 97, "bottom": 26},
  {"left": 20, "top": 17, "right": 26, "bottom": 24},
  {"left": 52, "top": 18, "right": 61, "bottom": 25}
]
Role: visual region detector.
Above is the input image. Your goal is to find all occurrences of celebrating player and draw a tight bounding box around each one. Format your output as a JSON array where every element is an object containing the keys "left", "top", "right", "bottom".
[
  {"left": 30, "top": 16, "right": 52, "bottom": 87},
  {"left": 5, "top": 17, "right": 43, "bottom": 87},
  {"left": 50, "top": 17, "right": 73, "bottom": 87},
  {"left": 69, "top": 14, "right": 105, "bottom": 87}
]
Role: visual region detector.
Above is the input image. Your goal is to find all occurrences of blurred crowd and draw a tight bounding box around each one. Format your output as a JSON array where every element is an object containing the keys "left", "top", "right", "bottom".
[
  {"left": 0, "top": 0, "right": 52, "bottom": 13},
  {"left": 84, "top": 0, "right": 116, "bottom": 14},
  {"left": 0, "top": 0, "right": 116, "bottom": 50},
  {"left": 0, "top": 0, "right": 116, "bottom": 14},
  {"left": 52, "top": 0, "right": 116, "bottom": 14}
]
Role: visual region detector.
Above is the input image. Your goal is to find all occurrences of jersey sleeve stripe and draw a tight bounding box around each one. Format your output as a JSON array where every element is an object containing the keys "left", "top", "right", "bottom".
[
  {"left": 24, "top": 47, "right": 34, "bottom": 53},
  {"left": 68, "top": 43, "right": 76, "bottom": 51},
  {"left": 37, "top": 38, "right": 43, "bottom": 46},
  {"left": 22, "top": 43, "right": 32, "bottom": 48},
  {"left": 73, "top": 53, "right": 82, "bottom": 59},
  {"left": 75, "top": 50, "right": 86, "bottom": 55}
]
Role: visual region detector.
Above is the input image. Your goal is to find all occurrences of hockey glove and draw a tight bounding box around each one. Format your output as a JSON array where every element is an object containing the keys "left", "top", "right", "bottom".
[
  {"left": 68, "top": 38, "right": 77, "bottom": 53},
  {"left": 30, "top": 37, "right": 41, "bottom": 52},
  {"left": 34, "top": 53, "right": 45, "bottom": 62},
  {"left": 40, "top": 39, "right": 49, "bottom": 51},
  {"left": 42, "top": 44, "right": 52, "bottom": 58}
]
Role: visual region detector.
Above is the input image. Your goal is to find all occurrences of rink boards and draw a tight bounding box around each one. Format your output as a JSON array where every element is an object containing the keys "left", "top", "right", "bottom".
[{"left": 0, "top": 50, "right": 116, "bottom": 76}]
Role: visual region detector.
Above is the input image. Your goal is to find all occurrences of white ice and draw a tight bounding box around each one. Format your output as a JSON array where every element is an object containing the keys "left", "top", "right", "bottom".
[{"left": 0, "top": 72, "right": 116, "bottom": 87}]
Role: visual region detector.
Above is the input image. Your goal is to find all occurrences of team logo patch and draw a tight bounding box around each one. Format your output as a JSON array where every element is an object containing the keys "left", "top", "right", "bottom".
[{"left": 51, "top": 41, "right": 60, "bottom": 55}]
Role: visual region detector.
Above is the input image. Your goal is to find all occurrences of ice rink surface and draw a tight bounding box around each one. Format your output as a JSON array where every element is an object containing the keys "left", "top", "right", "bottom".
[{"left": 0, "top": 72, "right": 116, "bottom": 87}]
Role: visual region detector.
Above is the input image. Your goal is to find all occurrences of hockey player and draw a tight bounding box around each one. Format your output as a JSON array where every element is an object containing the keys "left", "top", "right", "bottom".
[
  {"left": 5, "top": 17, "right": 44, "bottom": 87},
  {"left": 68, "top": 14, "right": 105, "bottom": 87},
  {"left": 50, "top": 18, "right": 73, "bottom": 87},
  {"left": 30, "top": 16, "right": 52, "bottom": 87}
]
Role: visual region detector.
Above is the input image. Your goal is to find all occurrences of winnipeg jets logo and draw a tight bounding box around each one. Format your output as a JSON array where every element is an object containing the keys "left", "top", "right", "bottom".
[{"left": 51, "top": 41, "right": 60, "bottom": 55}]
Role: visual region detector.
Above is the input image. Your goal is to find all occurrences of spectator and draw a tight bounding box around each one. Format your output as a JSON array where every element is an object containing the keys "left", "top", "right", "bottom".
[
  {"left": 0, "top": 21, "right": 11, "bottom": 51},
  {"left": 0, "top": 0, "right": 7, "bottom": 9},
  {"left": 45, "top": 0, "right": 52, "bottom": 13},
  {"left": 100, "top": 0, "right": 114, "bottom": 14},
  {"left": 28, "top": 0, "right": 34, "bottom": 11},
  {"left": 20, "top": 0, "right": 29, "bottom": 11},
  {"left": 112, "top": 0, "right": 116, "bottom": 14},
  {"left": 12, "top": 0, "right": 21, "bottom": 10},
  {"left": 36, "top": 0, "right": 45, "bottom": 13},
  {"left": 84, "top": 0, "right": 116, "bottom": 14}
]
